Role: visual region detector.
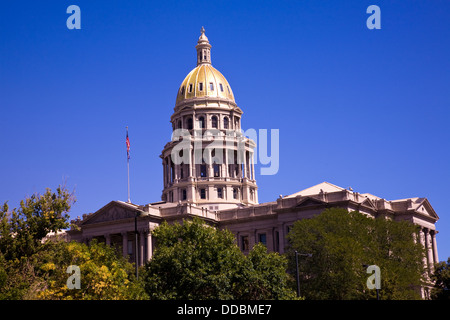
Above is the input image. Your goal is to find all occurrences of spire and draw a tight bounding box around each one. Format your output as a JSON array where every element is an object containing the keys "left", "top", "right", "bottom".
[{"left": 196, "top": 26, "right": 212, "bottom": 66}]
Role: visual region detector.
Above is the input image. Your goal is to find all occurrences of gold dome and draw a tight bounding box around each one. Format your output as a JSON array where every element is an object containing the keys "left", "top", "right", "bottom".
[
  {"left": 176, "top": 64, "right": 235, "bottom": 106},
  {"left": 175, "top": 27, "right": 235, "bottom": 106}
]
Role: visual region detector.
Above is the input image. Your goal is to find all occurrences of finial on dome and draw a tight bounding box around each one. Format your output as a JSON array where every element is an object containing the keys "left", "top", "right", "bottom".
[{"left": 196, "top": 26, "right": 212, "bottom": 65}]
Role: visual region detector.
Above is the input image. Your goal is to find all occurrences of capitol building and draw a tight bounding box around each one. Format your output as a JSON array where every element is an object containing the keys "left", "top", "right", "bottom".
[{"left": 66, "top": 28, "right": 439, "bottom": 298}]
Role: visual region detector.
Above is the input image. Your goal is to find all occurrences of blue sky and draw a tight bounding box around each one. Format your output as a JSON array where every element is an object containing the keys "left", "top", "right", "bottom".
[{"left": 1, "top": 1, "right": 449, "bottom": 260}]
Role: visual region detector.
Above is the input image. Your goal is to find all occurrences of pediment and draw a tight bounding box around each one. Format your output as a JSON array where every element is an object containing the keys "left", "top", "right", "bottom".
[
  {"left": 415, "top": 199, "right": 439, "bottom": 220},
  {"left": 295, "top": 196, "right": 326, "bottom": 208},
  {"left": 82, "top": 201, "right": 141, "bottom": 225},
  {"left": 360, "top": 198, "right": 377, "bottom": 210}
]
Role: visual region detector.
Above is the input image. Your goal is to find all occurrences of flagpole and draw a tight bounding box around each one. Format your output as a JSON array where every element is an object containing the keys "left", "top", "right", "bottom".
[{"left": 126, "top": 126, "right": 131, "bottom": 203}]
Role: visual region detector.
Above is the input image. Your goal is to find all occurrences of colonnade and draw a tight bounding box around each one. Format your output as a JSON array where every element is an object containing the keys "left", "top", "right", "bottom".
[
  {"left": 163, "top": 149, "right": 256, "bottom": 187},
  {"left": 82, "top": 228, "right": 153, "bottom": 266},
  {"left": 419, "top": 227, "right": 439, "bottom": 272}
]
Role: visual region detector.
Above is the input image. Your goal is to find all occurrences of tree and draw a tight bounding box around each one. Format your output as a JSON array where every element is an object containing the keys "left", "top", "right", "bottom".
[
  {"left": 37, "top": 240, "right": 147, "bottom": 300},
  {"left": 143, "top": 218, "right": 296, "bottom": 299},
  {"left": 0, "top": 186, "right": 73, "bottom": 260},
  {"left": 286, "top": 208, "right": 425, "bottom": 300},
  {"left": 431, "top": 257, "right": 450, "bottom": 300},
  {"left": 0, "top": 186, "right": 146, "bottom": 300},
  {"left": 243, "top": 243, "right": 297, "bottom": 300},
  {"left": 0, "top": 186, "right": 74, "bottom": 299}
]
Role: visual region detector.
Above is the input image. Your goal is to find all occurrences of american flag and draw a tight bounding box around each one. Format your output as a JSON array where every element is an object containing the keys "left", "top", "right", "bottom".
[{"left": 126, "top": 129, "right": 130, "bottom": 160}]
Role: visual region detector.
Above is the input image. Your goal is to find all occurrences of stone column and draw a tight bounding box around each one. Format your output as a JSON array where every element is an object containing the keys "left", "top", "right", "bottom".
[
  {"left": 424, "top": 228, "right": 434, "bottom": 270},
  {"left": 146, "top": 231, "right": 153, "bottom": 261},
  {"left": 105, "top": 233, "right": 111, "bottom": 246},
  {"left": 189, "top": 146, "right": 193, "bottom": 177},
  {"left": 419, "top": 228, "right": 429, "bottom": 279},
  {"left": 224, "top": 148, "right": 229, "bottom": 178},
  {"left": 246, "top": 228, "right": 256, "bottom": 250},
  {"left": 122, "top": 232, "right": 128, "bottom": 259},
  {"left": 278, "top": 223, "right": 285, "bottom": 254},
  {"left": 250, "top": 151, "right": 255, "bottom": 180},
  {"left": 431, "top": 230, "right": 439, "bottom": 264},
  {"left": 139, "top": 231, "right": 145, "bottom": 266}
]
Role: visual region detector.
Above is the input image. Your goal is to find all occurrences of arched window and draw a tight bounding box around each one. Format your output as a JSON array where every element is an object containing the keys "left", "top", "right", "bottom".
[
  {"left": 187, "top": 117, "right": 193, "bottom": 130},
  {"left": 211, "top": 116, "right": 218, "bottom": 129},
  {"left": 223, "top": 117, "right": 229, "bottom": 129},
  {"left": 198, "top": 116, "right": 205, "bottom": 129}
]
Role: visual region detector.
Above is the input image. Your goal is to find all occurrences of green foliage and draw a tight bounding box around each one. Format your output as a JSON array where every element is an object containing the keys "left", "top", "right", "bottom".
[
  {"left": 286, "top": 208, "right": 425, "bottom": 300},
  {"left": 37, "top": 240, "right": 147, "bottom": 300},
  {"left": 244, "top": 243, "right": 298, "bottom": 300},
  {"left": 0, "top": 187, "right": 73, "bottom": 260},
  {"left": 431, "top": 257, "right": 450, "bottom": 300},
  {"left": 143, "top": 218, "right": 296, "bottom": 300},
  {"left": 0, "top": 186, "right": 146, "bottom": 300},
  {"left": 0, "top": 186, "right": 75, "bottom": 299}
]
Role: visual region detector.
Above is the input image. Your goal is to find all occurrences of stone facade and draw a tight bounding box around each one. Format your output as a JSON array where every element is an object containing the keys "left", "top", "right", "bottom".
[{"left": 67, "top": 182, "right": 439, "bottom": 292}]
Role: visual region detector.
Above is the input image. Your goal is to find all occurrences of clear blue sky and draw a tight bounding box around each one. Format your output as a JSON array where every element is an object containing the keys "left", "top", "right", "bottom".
[{"left": 1, "top": 1, "right": 449, "bottom": 260}]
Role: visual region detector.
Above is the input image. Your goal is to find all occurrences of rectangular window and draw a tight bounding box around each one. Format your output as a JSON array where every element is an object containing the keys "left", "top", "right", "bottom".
[
  {"left": 182, "top": 189, "right": 187, "bottom": 201},
  {"left": 199, "top": 82, "right": 203, "bottom": 91},
  {"left": 258, "top": 233, "right": 267, "bottom": 246},
  {"left": 241, "top": 236, "right": 249, "bottom": 251},
  {"left": 217, "top": 187, "right": 223, "bottom": 199},
  {"left": 213, "top": 163, "right": 220, "bottom": 177},
  {"left": 200, "top": 164, "right": 207, "bottom": 177},
  {"left": 219, "top": 83, "right": 224, "bottom": 92},
  {"left": 210, "top": 82, "right": 214, "bottom": 91},
  {"left": 233, "top": 187, "right": 238, "bottom": 199},
  {"left": 189, "top": 83, "right": 193, "bottom": 93},
  {"left": 200, "top": 188, "right": 206, "bottom": 199}
]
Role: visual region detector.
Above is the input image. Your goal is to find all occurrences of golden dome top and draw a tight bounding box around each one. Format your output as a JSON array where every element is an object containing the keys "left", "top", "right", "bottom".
[
  {"left": 175, "top": 28, "right": 235, "bottom": 106},
  {"left": 176, "top": 64, "right": 235, "bottom": 106}
]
